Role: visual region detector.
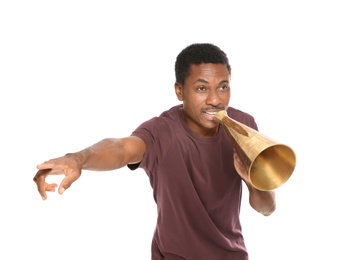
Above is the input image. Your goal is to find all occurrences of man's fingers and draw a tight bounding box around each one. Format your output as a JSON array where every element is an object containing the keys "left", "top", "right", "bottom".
[
  {"left": 36, "top": 162, "right": 55, "bottom": 170},
  {"left": 45, "top": 183, "right": 58, "bottom": 192},
  {"left": 34, "top": 169, "right": 62, "bottom": 199},
  {"left": 34, "top": 162, "right": 81, "bottom": 199},
  {"left": 33, "top": 168, "right": 52, "bottom": 180},
  {"left": 36, "top": 164, "right": 65, "bottom": 175},
  {"left": 58, "top": 174, "right": 80, "bottom": 195},
  {"left": 36, "top": 183, "right": 58, "bottom": 200},
  {"left": 33, "top": 169, "right": 52, "bottom": 200}
]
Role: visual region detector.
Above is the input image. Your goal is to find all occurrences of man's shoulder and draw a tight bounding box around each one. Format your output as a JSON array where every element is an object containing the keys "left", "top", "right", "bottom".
[
  {"left": 159, "top": 104, "right": 183, "bottom": 118},
  {"left": 137, "top": 105, "right": 182, "bottom": 131},
  {"left": 227, "top": 107, "right": 254, "bottom": 119}
]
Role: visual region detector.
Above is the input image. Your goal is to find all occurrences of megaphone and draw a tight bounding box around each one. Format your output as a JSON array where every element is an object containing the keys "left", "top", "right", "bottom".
[{"left": 214, "top": 110, "right": 296, "bottom": 191}]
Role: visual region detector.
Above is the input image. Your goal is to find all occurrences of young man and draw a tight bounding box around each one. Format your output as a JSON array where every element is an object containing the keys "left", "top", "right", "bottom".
[{"left": 33, "top": 43, "right": 276, "bottom": 259}]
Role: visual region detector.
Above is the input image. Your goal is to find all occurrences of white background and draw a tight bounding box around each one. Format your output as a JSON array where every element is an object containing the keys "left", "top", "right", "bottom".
[{"left": 1, "top": 1, "right": 354, "bottom": 259}]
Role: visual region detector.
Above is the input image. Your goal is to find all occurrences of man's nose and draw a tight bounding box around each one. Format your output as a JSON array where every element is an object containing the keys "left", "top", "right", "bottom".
[{"left": 206, "top": 90, "right": 221, "bottom": 106}]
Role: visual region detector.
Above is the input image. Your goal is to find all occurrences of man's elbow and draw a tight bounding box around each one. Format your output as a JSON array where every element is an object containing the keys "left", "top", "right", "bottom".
[{"left": 260, "top": 202, "right": 276, "bottom": 216}]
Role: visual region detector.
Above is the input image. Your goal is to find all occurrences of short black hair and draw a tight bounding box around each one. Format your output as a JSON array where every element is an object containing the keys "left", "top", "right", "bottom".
[{"left": 174, "top": 43, "right": 231, "bottom": 85}]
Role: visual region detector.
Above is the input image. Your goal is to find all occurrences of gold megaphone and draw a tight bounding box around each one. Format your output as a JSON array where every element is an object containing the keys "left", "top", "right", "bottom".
[{"left": 214, "top": 110, "right": 296, "bottom": 191}]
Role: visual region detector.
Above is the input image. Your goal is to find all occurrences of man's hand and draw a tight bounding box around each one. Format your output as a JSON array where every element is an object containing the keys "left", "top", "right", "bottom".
[
  {"left": 33, "top": 155, "right": 82, "bottom": 200},
  {"left": 233, "top": 150, "right": 276, "bottom": 216},
  {"left": 233, "top": 151, "right": 250, "bottom": 184}
]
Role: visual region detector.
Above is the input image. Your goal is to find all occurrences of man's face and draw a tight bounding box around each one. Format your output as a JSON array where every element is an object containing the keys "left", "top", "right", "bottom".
[{"left": 175, "top": 63, "right": 231, "bottom": 137}]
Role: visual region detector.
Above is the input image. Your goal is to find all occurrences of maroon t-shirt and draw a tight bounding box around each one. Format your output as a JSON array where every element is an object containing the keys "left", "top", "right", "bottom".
[{"left": 130, "top": 104, "right": 258, "bottom": 260}]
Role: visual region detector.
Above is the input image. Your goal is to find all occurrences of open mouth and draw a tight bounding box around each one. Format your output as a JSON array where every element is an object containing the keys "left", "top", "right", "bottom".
[
  {"left": 203, "top": 110, "right": 221, "bottom": 121},
  {"left": 205, "top": 111, "right": 218, "bottom": 116}
]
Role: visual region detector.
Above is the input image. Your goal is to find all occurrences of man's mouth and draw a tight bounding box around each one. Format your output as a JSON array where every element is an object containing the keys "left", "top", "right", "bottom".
[
  {"left": 205, "top": 111, "right": 218, "bottom": 115},
  {"left": 203, "top": 110, "right": 223, "bottom": 121}
]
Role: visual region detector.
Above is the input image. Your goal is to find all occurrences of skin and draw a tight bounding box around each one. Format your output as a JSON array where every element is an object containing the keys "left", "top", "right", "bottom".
[
  {"left": 33, "top": 63, "right": 276, "bottom": 216},
  {"left": 174, "top": 64, "right": 229, "bottom": 137}
]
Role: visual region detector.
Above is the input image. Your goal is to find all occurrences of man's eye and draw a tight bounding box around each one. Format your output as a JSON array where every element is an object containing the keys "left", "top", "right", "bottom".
[
  {"left": 220, "top": 85, "right": 230, "bottom": 91},
  {"left": 197, "top": 86, "right": 207, "bottom": 91}
]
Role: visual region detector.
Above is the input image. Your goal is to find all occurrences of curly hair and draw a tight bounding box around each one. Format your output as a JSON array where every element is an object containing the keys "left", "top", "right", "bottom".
[{"left": 174, "top": 43, "right": 231, "bottom": 85}]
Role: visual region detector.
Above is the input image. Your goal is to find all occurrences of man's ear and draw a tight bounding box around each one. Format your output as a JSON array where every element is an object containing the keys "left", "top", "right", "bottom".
[{"left": 174, "top": 82, "right": 184, "bottom": 101}]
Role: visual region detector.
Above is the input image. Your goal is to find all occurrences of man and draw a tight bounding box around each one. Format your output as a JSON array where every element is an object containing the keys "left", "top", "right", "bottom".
[{"left": 33, "top": 43, "right": 276, "bottom": 259}]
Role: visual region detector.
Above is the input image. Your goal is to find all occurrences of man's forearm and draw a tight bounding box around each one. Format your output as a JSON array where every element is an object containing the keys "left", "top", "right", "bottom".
[
  {"left": 248, "top": 185, "right": 276, "bottom": 216},
  {"left": 66, "top": 138, "right": 129, "bottom": 171}
]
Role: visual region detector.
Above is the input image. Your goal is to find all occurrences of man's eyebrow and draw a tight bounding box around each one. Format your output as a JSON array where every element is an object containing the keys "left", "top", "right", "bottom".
[
  {"left": 193, "top": 78, "right": 209, "bottom": 84},
  {"left": 192, "top": 79, "right": 230, "bottom": 84},
  {"left": 219, "top": 80, "right": 230, "bottom": 84}
]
